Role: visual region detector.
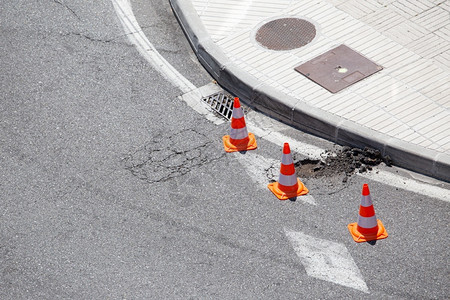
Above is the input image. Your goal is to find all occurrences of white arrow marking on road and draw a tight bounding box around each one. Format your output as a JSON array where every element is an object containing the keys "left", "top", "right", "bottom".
[{"left": 285, "top": 228, "right": 369, "bottom": 293}]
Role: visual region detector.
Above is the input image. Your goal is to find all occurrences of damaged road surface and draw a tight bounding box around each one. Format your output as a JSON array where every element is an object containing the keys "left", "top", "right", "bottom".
[
  {"left": 1, "top": 0, "right": 449, "bottom": 299},
  {"left": 295, "top": 146, "right": 393, "bottom": 182},
  {"left": 123, "top": 129, "right": 225, "bottom": 183}
]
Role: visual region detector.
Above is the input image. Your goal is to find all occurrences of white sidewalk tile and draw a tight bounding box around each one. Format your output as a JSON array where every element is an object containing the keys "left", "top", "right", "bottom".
[
  {"left": 406, "top": 69, "right": 446, "bottom": 90},
  {"left": 337, "top": 1, "right": 382, "bottom": 19},
  {"left": 392, "top": 1, "right": 423, "bottom": 17},
  {"left": 328, "top": 99, "right": 368, "bottom": 115},
  {"left": 369, "top": 117, "right": 398, "bottom": 131},
  {"left": 433, "top": 51, "right": 450, "bottom": 71},
  {"left": 418, "top": 140, "right": 435, "bottom": 148},
  {"left": 402, "top": 105, "right": 442, "bottom": 124},
  {"left": 411, "top": 6, "right": 450, "bottom": 32},
  {"left": 361, "top": 9, "right": 404, "bottom": 32},
  {"left": 385, "top": 21, "right": 431, "bottom": 44},
  {"left": 355, "top": 109, "right": 388, "bottom": 124},
  {"left": 393, "top": 0, "right": 435, "bottom": 16},
  {"left": 388, "top": 123, "right": 416, "bottom": 136},
  {"left": 434, "top": 24, "right": 450, "bottom": 41},
  {"left": 422, "top": 77, "right": 450, "bottom": 100},
  {"left": 346, "top": 103, "right": 381, "bottom": 120},
  {"left": 440, "top": 0, "right": 450, "bottom": 10},
  {"left": 403, "top": 134, "right": 429, "bottom": 145},
  {"left": 394, "top": 98, "right": 432, "bottom": 119},
  {"left": 325, "top": 0, "right": 348, "bottom": 5},
  {"left": 302, "top": 89, "right": 332, "bottom": 105},
  {"left": 314, "top": 92, "right": 347, "bottom": 109},
  {"left": 432, "top": 133, "right": 450, "bottom": 146},
  {"left": 415, "top": 112, "right": 449, "bottom": 131},
  {"left": 293, "top": 2, "right": 333, "bottom": 17},
  {"left": 407, "top": 34, "right": 450, "bottom": 58}
]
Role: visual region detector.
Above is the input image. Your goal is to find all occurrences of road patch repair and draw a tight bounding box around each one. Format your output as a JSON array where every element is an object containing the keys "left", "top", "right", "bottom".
[{"left": 295, "top": 146, "right": 392, "bottom": 182}]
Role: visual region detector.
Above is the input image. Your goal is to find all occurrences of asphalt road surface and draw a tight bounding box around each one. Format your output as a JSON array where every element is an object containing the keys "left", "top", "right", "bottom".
[{"left": 1, "top": 0, "right": 449, "bottom": 299}]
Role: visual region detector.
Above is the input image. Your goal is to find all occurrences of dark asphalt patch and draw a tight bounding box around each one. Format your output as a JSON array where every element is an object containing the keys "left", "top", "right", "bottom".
[{"left": 295, "top": 146, "right": 392, "bottom": 182}]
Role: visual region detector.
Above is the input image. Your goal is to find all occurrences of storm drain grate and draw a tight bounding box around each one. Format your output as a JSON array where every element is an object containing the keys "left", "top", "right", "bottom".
[{"left": 202, "top": 92, "right": 234, "bottom": 120}]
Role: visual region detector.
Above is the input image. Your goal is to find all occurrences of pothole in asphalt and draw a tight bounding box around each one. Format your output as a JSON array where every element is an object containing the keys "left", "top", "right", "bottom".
[{"left": 295, "top": 146, "right": 392, "bottom": 182}]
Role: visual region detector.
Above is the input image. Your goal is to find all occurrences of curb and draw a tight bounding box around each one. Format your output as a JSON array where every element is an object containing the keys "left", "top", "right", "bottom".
[{"left": 169, "top": 0, "right": 450, "bottom": 183}]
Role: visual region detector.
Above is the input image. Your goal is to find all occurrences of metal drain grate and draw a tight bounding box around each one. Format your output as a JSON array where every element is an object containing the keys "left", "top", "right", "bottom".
[
  {"left": 202, "top": 92, "right": 234, "bottom": 120},
  {"left": 255, "top": 18, "right": 316, "bottom": 51}
]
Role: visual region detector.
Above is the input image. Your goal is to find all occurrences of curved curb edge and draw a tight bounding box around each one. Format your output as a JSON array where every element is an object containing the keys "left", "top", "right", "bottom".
[{"left": 169, "top": 0, "right": 450, "bottom": 183}]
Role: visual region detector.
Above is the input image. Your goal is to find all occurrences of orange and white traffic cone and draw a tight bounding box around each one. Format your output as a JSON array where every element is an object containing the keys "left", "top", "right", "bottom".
[
  {"left": 348, "top": 184, "right": 388, "bottom": 242},
  {"left": 222, "top": 97, "right": 257, "bottom": 152},
  {"left": 268, "top": 143, "right": 308, "bottom": 200}
]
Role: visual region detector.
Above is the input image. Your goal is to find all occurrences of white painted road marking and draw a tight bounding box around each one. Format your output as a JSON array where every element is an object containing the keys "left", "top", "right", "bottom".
[
  {"left": 246, "top": 110, "right": 327, "bottom": 160},
  {"left": 111, "top": 0, "right": 196, "bottom": 94},
  {"left": 358, "top": 170, "right": 450, "bottom": 202},
  {"left": 285, "top": 229, "right": 370, "bottom": 293}
]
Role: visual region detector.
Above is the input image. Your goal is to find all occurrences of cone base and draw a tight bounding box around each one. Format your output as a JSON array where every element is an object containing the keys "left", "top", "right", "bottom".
[
  {"left": 348, "top": 219, "right": 388, "bottom": 243},
  {"left": 267, "top": 178, "right": 309, "bottom": 200},
  {"left": 223, "top": 132, "right": 257, "bottom": 153}
]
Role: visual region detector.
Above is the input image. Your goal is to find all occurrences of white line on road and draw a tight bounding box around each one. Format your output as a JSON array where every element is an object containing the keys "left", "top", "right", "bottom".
[
  {"left": 246, "top": 110, "right": 327, "bottom": 160},
  {"left": 358, "top": 170, "right": 450, "bottom": 202},
  {"left": 111, "top": 0, "right": 196, "bottom": 94},
  {"left": 285, "top": 228, "right": 369, "bottom": 293}
]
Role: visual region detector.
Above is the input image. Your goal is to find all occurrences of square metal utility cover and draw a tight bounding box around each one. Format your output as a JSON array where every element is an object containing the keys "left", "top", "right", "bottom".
[{"left": 295, "top": 44, "right": 383, "bottom": 93}]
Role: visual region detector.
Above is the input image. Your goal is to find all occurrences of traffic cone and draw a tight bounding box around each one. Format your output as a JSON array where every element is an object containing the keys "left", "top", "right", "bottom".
[
  {"left": 268, "top": 143, "right": 308, "bottom": 200},
  {"left": 222, "top": 97, "right": 257, "bottom": 152},
  {"left": 348, "top": 184, "right": 388, "bottom": 242}
]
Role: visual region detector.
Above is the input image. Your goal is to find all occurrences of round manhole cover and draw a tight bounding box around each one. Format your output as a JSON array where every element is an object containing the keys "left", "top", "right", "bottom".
[{"left": 255, "top": 18, "right": 316, "bottom": 51}]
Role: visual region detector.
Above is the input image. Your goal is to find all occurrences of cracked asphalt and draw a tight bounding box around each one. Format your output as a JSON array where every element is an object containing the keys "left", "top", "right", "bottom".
[
  {"left": 1, "top": 0, "right": 449, "bottom": 299},
  {"left": 123, "top": 128, "right": 226, "bottom": 183}
]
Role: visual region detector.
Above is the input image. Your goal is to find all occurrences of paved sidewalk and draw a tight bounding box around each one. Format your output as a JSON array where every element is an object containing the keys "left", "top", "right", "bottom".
[{"left": 170, "top": 0, "right": 450, "bottom": 182}]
